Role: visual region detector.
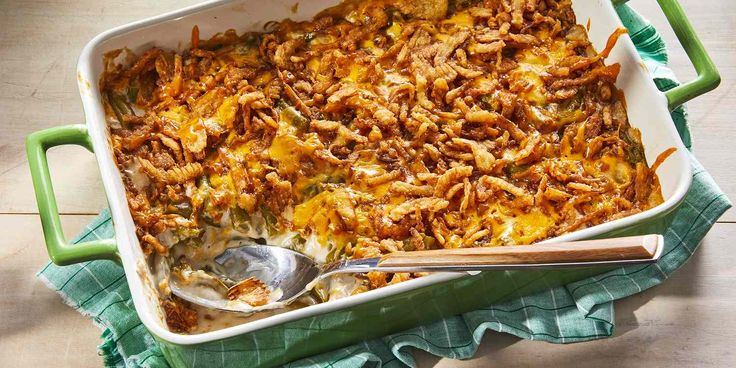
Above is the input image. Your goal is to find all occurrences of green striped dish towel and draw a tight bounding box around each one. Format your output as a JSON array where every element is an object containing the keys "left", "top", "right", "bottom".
[{"left": 37, "top": 5, "right": 730, "bottom": 368}]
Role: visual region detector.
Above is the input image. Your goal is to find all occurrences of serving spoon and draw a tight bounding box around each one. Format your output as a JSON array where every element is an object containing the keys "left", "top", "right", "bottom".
[{"left": 170, "top": 234, "right": 663, "bottom": 313}]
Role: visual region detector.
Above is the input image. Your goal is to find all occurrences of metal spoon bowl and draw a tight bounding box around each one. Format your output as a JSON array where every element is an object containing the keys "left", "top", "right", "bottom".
[
  {"left": 169, "top": 245, "right": 386, "bottom": 313},
  {"left": 170, "top": 234, "right": 663, "bottom": 313}
]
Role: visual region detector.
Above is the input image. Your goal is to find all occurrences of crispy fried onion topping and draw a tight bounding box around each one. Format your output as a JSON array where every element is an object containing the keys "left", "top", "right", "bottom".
[{"left": 103, "top": 0, "right": 665, "bottom": 321}]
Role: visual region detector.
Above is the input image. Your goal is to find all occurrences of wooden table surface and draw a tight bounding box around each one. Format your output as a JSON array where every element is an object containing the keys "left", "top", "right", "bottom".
[{"left": 1, "top": 0, "right": 733, "bottom": 367}]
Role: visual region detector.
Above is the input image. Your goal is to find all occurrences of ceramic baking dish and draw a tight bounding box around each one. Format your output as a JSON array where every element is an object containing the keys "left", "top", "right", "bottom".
[{"left": 27, "top": 0, "right": 718, "bottom": 366}]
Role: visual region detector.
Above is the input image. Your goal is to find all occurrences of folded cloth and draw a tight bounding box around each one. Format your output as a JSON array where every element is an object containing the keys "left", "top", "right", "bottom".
[{"left": 37, "top": 4, "right": 731, "bottom": 368}]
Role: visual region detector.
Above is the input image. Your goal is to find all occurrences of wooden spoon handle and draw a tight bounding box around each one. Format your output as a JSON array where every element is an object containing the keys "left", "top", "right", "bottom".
[{"left": 377, "top": 235, "right": 662, "bottom": 268}]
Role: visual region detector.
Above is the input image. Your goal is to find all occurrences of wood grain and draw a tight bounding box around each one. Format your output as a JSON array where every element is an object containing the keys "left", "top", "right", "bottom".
[
  {"left": 0, "top": 214, "right": 102, "bottom": 367},
  {"left": 378, "top": 235, "right": 660, "bottom": 267},
  {"left": 0, "top": 0, "right": 199, "bottom": 215},
  {"left": 0, "top": 0, "right": 733, "bottom": 367}
]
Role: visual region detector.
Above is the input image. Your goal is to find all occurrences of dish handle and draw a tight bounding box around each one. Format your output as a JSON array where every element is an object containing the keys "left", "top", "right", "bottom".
[
  {"left": 26, "top": 124, "right": 119, "bottom": 265},
  {"left": 616, "top": 0, "right": 720, "bottom": 110}
]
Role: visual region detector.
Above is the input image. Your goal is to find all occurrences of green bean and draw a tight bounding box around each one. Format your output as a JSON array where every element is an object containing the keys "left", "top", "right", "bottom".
[
  {"left": 167, "top": 201, "right": 193, "bottom": 218},
  {"left": 106, "top": 91, "right": 135, "bottom": 128},
  {"left": 230, "top": 206, "right": 251, "bottom": 231},
  {"left": 260, "top": 206, "right": 278, "bottom": 235},
  {"left": 620, "top": 128, "right": 645, "bottom": 164}
]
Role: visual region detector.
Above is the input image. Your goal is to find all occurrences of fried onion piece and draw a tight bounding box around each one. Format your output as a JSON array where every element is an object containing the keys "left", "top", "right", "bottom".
[
  {"left": 227, "top": 277, "right": 271, "bottom": 307},
  {"left": 479, "top": 176, "right": 534, "bottom": 206},
  {"left": 388, "top": 197, "right": 449, "bottom": 221},
  {"left": 162, "top": 298, "right": 198, "bottom": 333},
  {"left": 434, "top": 166, "right": 473, "bottom": 197},
  {"left": 393, "top": 0, "right": 448, "bottom": 20}
]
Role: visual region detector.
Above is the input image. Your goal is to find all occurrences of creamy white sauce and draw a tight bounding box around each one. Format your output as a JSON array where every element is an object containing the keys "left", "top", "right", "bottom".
[
  {"left": 326, "top": 274, "right": 362, "bottom": 300},
  {"left": 123, "top": 159, "right": 150, "bottom": 191},
  {"left": 155, "top": 207, "right": 361, "bottom": 332}
]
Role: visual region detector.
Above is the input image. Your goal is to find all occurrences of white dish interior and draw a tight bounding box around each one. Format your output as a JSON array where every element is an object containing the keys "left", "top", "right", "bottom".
[{"left": 76, "top": 0, "right": 692, "bottom": 345}]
